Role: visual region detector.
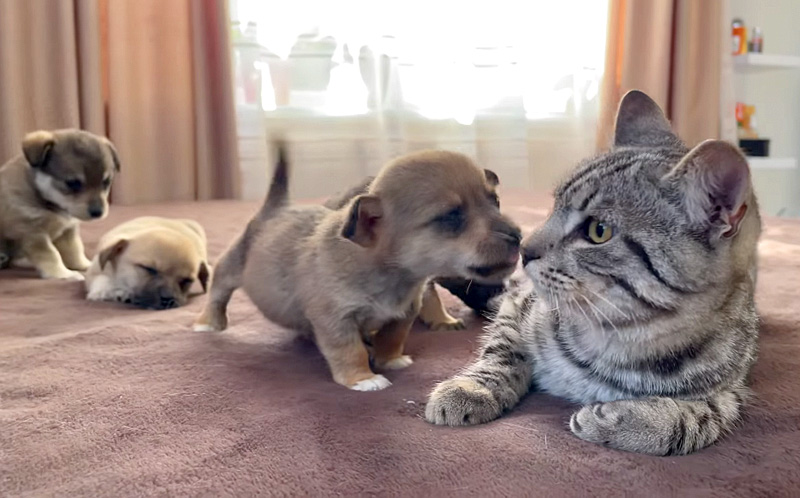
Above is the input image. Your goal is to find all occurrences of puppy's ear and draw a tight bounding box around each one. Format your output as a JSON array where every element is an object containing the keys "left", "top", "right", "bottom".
[
  {"left": 341, "top": 195, "right": 383, "bottom": 247},
  {"left": 484, "top": 169, "right": 499, "bottom": 187},
  {"left": 103, "top": 138, "right": 121, "bottom": 172},
  {"left": 99, "top": 239, "right": 129, "bottom": 270},
  {"left": 198, "top": 262, "right": 210, "bottom": 293},
  {"left": 22, "top": 130, "right": 56, "bottom": 168}
]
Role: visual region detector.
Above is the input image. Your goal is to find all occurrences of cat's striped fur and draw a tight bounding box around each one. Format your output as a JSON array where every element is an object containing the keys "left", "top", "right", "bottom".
[{"left": 425, "top": 90, "right": 761, "bottom": 456}]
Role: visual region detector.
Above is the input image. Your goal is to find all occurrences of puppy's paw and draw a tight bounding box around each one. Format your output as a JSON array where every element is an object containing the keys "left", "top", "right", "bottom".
[
  {"left": 193, "top": 322, "right": 223, "bottom": 333},
  {"left": 193, "top": 308, "right": 227, "bottom": 332},
  {"left": 43, "top": 268, "right": 85, "bottom": 281},
  {"left": 68, "top": 256, "right": 92, "bottom": 272},
  {"left": 426, "top": 317, "right": 466, "bottom": 331},
  {"left": 349, "top": 375, "right": 392, "bottom": 391},
  {"left": 425, "top": 377, "right": 500, "bottom": 426},
  {"left": 378, "top": 355, "right": 414, "bottom": 370}
]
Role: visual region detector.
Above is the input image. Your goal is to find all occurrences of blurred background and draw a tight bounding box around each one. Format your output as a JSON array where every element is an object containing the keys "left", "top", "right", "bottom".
[{"left": 1, "top": 0, "right": 798, "bottom": 216}]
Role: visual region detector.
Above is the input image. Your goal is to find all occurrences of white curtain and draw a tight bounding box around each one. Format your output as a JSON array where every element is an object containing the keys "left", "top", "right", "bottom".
[{"left": 230, "top": 0, "right": 609, "bottom": 200}]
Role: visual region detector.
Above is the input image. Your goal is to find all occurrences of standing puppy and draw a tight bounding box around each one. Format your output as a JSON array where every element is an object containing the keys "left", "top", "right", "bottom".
[
  {"left": 324, "top": 173, "right": 508, "bottom": 322},
  {"left": 194, "top": 146, "right": 521, "bottom": 391},
  {"left": 0, "top": 129, "right": 120, "bottom": 280},
  {"left": 85, "top": 217, "right": 210, "bottom": 309}
]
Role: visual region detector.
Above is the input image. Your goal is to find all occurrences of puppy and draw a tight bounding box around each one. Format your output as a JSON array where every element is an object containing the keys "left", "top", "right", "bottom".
[
  {"left": 194, "top": 145, "right": 521, "bottom": 391},
  {"left": 85, "top": 217, "right": 210, "bottom": 309},
  {"left": 324, "top": 175, "right": 507, "bottom": 322},
  {"left": 0, "top": 129, "right": 120, "bottom": 280}
]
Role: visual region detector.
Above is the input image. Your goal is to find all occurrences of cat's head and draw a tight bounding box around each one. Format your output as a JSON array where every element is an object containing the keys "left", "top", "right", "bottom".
[{"left": 521, "top": 90, "right": 761, "bottom": 324}]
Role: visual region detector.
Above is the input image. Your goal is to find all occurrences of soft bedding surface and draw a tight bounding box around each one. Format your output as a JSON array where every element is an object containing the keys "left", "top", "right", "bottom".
[{"left": 2, "top": 192, "right": 799, "bottom": 497}]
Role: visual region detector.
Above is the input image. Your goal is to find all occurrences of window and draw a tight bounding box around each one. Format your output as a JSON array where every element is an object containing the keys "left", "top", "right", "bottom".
[{"left": 230, "top": 0, "right": 608, "bottom": 125}]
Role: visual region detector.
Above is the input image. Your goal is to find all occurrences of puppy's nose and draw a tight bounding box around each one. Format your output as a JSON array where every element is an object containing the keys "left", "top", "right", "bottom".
[
  {"left": 493, "top": 222, "right": 522, "bottom": 249},
  {"left": 159, "top": 296, "right": 177, "bottom": 309},
  {"left": 88, "top": 206, "right": 104, "bottom": 219}
]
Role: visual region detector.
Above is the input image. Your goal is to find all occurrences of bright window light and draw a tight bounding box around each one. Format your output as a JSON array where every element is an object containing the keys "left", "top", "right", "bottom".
[{"left": 230, "top": 0, "right": 608, "bottom": 121}]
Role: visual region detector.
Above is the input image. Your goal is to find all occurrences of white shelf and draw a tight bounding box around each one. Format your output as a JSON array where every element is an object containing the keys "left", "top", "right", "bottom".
[
  {"left": 747, "top": 157, "right": 797, "bottom": 170},
  {"left": 734, "top": 53, "right": 800, "bottom": 73}
]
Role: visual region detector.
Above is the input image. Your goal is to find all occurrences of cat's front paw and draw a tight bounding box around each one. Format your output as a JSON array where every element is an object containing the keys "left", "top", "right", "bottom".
[
  {"left": 570, "top": 400, "right": 669, "bottom": 455},
  {"left": 425, "top": 378, "right": 500, "bottom": 426},
  {"left": 570, "top": 403, "right": 624, "bottom": 447}
]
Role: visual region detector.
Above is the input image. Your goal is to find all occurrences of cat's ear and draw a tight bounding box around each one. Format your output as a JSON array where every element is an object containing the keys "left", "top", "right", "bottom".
[
  {"left": 665, "top": 140, "right": 752, "bottom": 238},
  {"left": 614, "top": 90, "right": 680, "bottom": 148}
]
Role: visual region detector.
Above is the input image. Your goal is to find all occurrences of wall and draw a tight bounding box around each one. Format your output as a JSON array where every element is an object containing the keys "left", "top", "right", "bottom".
[{"left": 730, "top": 0, "right": 800, "bottom": 216}]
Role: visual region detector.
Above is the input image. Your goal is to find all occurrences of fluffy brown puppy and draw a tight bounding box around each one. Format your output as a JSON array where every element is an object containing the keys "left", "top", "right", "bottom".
[
  {"left": 85, "top": 217, "right": 210, "bottom": 309},
  {"left": 0, "top": 129, "right": 120, "bottom": 280},
  {"left": 194, "top": 145, "right": 521, "bottom": 391}
]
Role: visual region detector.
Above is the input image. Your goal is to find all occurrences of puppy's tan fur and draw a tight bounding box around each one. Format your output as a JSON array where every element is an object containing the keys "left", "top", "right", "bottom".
[
  {"left": 323, "top": 175, "right": 504, "bottom": 331},
  {"left": 0, "top": 129, "right": 120, "bottom": 280},
  {"left": 194, "top": 147, "right": 521, "bottom": 391},
  {"left": 85, "top": 217, "right": 209, "bottom": 309}
]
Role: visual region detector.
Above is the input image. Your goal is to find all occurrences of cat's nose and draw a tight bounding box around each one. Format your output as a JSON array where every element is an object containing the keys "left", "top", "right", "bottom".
[
  {"left": 521, "top": 247, "right": 541, "bottom": 266},
  {"left": 521, "top": 234, "right": 545, "bottom": 266}
]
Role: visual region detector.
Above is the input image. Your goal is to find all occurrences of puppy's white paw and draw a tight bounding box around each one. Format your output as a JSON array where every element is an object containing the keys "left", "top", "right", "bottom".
[
  {"left": 70, "top": 256, "right": 92, "bottom": 272},
  {"left": 44, "top": 269, "right": 85, "bottom": 281},
  {"left": 350, "top": 375, "right": 392, "bottom": 391},
  {"left": 380, "top": 355, "right": 414, "bottom": 370},
  {"left": 193, "top": 323, "right": 221, "bottom": 333}
]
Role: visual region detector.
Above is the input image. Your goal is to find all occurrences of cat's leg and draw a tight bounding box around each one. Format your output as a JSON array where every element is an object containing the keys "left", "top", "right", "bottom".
[
  {"left": 425, "top": 292, "right": 535, "bottom": 426},
  {"left": 569, "top": 388, "right": 747, "bottom": 455}
]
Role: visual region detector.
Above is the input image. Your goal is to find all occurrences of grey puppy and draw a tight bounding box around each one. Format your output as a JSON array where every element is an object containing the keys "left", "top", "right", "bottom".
[
  {"left": 0, "top": 129, "right": 120, "bottom": 280},
  {"left": 426, "top": 90, "right": 761, "bottom": 456},
  {"left": 194, "top": 145, "right": 521, "bottom": 391}
]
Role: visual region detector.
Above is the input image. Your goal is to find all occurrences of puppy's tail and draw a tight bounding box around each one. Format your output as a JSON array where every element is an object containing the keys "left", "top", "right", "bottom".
[{"left": 258, "top": 140, "right": 289, "bottom": 220}]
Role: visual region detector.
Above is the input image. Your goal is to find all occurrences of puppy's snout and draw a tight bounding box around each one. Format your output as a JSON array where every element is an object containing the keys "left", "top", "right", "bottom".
[
  {"left": 87, "top": 200, "right": 105, "bottom": 219},
  {"left": 158, "top": 288, "right": 178, "bottom": 310},
  {"left": 492, "top": 220, "right": 522, "bottom": 250}
]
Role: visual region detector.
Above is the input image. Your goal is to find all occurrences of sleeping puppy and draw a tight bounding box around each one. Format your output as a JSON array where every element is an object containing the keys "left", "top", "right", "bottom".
[
  {"left": 0, "top": 129, "right": 120, "bottom": 279},
  {"left": 194, "top": 145, "right": 521, "bottom": 391},
  {"left": 85, "top": 217, "right": 210, "bottom": 309},
  {"left": 324, "top": 175, "right": 507, "bottom": 320}
]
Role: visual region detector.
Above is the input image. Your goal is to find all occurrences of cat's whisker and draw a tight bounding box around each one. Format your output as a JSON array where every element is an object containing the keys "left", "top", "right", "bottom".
[
  {"left": 570, "top": 295, "right": 593, "bottom": 327},
  {"left": 586, "top": 288, "right": 631, "bottom": 322},
  {"left": 579, "top": 294, "right": 604, "bottom": 331},
  {"left": 581, "top": 293, "right": 620, "bottom": 334}
]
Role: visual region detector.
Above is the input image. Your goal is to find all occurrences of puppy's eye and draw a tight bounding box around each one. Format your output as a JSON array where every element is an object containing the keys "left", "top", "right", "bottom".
[
  {"left": 434, "top": 206, "right": 465, "bottom": 233},
  {"left": 179, "top": 278, "right": 193, "bottom": 291},
  {"left": 138, "top": 265, "right": 158, "bottom": 276},
  {"left": 585, "top": 218, "right": 614, "bottom": 244},
  {"left": 488, "top": 193, "right": 500, "bottom": 208},
  {"left": 102, "top": 177, "right": 112, "bottom": 189},
  {"left": 65, "top": 179, "right": 83, "bottom": 193}
]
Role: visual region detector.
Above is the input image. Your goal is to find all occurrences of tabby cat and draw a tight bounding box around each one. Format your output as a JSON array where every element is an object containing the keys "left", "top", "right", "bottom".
[{"left": 425, "top": 90, "right": 762, "bottom": 456}]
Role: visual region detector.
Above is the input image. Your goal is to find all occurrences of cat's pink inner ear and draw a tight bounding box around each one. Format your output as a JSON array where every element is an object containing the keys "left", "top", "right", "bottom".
[{"left": 669, "top": 140, "right": 751, "bottom": 231}]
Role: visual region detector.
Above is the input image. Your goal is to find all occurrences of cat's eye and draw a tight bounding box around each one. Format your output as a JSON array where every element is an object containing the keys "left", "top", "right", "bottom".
[
  {"left": 65, "top": 179, "right": 83, "bottom": 193},
  {"left": 434, "top": 206, "right": 465, "bottom": 233},
  {"left": 102, "top": 177, "right": 112, "bottom": 189},
  {"left": 488, "top": 193, "right": 500, "bottom": 208},
  {"left": 179, "top": 278, "right": 193, "bottom": 291},
  {"left": 585, "top": 218, "right": 613, "bottom": 244},
  {"left": 138, "top": 265, "right": 158, "bottom": 276}
]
